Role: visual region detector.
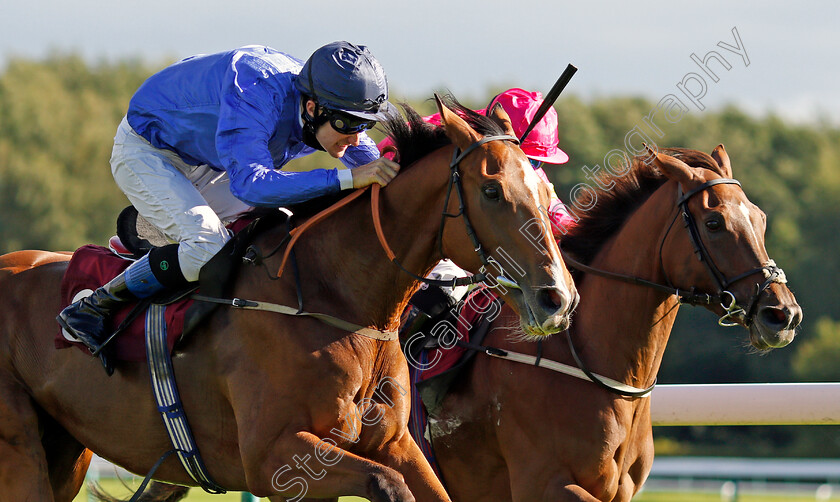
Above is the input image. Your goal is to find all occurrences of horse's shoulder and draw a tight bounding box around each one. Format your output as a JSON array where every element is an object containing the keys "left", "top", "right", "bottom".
[{"left": 0, "top": 250, "right": 71, "bottom": 278}]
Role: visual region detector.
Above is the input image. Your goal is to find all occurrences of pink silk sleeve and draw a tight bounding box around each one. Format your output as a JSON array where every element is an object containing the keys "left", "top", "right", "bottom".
[
  {"left": 548, "top": 199, "right": 577, "bottom": 238},
  {"left": 533, "top": 167, "right": 576, "bottom": 237}
]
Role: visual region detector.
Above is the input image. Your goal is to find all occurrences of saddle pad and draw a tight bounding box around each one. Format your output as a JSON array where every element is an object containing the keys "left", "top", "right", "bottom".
[
  {"left": 55, "top": 245, "right": 192, "bottom": 361},
  {"left": 406, "top": 286, "right": 500, "bottom": 478},
  {"left": 415, "top": 287, "right": 499, "bottom": 381}
]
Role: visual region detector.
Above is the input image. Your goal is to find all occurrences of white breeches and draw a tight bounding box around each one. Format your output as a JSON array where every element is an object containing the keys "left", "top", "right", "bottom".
[{"left": 110, "top": 117, "right": 252, "bottom": 281}]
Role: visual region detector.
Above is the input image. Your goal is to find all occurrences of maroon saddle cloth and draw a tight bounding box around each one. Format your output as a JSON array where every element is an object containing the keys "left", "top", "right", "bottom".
[
  {"left": 53, "top": 210, "right": 277, "bottom": 361},
  {"left": 55, "top": 244, "right": 192, "bottom": 361}
]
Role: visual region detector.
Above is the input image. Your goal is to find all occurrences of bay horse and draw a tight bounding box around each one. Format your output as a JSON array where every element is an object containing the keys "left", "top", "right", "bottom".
[
  {"left": 422, "top": 146, "right": 802, "bottom": 501},
  {"left": 0, "top": 96, "right": 576, "bottom": 501}
]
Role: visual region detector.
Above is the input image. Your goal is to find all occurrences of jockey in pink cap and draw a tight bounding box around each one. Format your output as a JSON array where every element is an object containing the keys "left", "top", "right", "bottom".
[{"left": 378, "top": 87, "right": 575, "bottom": 238}]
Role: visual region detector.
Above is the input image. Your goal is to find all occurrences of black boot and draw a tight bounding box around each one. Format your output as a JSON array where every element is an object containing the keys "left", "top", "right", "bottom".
[{"left": 57, "top": 272, "right": 137, "bottom": 375}]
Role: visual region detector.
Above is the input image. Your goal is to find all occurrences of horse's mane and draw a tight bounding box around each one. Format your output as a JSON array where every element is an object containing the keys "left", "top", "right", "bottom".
[
  {"left": 380, "top": 95, "right": 508, "bottom": 168},
  {"left": 561, "top": 148, "right": 726, "bottom": 265}
]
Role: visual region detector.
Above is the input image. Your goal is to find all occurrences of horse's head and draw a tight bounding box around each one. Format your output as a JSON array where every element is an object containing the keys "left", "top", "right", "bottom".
[
  {"left": 434, "top": 96, "right": 577, "bottom": 337},
  {"left": 650, "top": 145, "right": 802, "bottom": 350}
]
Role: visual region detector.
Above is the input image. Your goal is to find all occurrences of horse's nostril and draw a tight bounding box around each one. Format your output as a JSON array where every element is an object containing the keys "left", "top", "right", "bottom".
[
  {"left": 759, "top": 306, "right": 789, "bottom": 328},
  {"left": 538, "top": 288, "right": 566, "bottom": 314},
  {"left": 789, "top": 306, "right": 803, "bottom": 329}
]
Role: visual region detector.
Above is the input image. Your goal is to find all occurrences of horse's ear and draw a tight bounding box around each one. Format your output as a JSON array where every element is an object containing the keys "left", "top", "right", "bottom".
[
  {"left": 646, "top": 145, "right": 700, "bottom": 185},
  {"left": 488, "top": 103, "right": 517, "bottom": 137},
  {"left": 434, "top": 93, "right": 481, "bottom": 150},
  {"left": 711, "top": 144, "right": 733, "bottom": 178}
]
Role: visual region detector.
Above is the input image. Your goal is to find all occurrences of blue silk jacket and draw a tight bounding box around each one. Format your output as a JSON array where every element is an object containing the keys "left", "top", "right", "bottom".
[{"left": 127, "top": 45, "right": 379, "bottom": 207}]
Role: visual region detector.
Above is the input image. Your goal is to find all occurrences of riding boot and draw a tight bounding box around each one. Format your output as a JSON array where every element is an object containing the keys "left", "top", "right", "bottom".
[{"left": 56, "top": 252, "right": 167, "bottom": 375}]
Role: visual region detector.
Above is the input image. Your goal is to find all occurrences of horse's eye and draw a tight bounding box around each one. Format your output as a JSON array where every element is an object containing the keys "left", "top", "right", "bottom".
[
  {"left": 483, "top": 184, "right": 501, "bottom": 201},
  {"left": 705, "top": 217, "right": 723, "bottom": 231}
]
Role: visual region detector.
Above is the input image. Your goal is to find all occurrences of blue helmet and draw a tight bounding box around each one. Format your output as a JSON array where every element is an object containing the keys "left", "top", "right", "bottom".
[{"left": 295, "top": 41, "right": 395, "bottom": 121}]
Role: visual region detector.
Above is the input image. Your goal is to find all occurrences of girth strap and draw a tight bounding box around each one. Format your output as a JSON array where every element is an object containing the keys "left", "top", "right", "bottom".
[{"left": 145, "top": 304, "right": 226, "bottom": 494}]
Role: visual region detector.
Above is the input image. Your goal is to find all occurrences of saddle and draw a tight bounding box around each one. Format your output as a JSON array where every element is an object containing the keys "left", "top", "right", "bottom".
[{"left": 55, "top": 206, "right": 289, "bottom": 361}]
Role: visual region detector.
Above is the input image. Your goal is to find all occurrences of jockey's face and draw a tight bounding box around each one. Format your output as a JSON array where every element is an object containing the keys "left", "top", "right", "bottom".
[{"left": 305, "top": 100, "right": 363, "bottom": 158}]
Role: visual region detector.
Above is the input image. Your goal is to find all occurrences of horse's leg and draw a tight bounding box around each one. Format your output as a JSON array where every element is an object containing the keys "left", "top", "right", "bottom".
[
  {"left": 244, "top": 430, "right": 415, "bottom": 502},
  {"left": 0, "top": 376, "right": 55, "bottom": 501},
  {"left": 41, "top": 416, "right": 92, "bottom": 502},
  {"left": 368, "top": 432, "right": 450, "bottom": 502},
  {"left": 509, "top": 472, "right": 601, "bottom": 502},
  {"left": 131, "top": 482, "right": 191, "bottom": 501}
]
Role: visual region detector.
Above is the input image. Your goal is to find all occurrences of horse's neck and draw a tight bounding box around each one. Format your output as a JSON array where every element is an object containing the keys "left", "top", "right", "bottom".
[
  {"left": 571, "top": 185, "right": 681, "bottom": 386},
  {"left": 269, "top": 148, "right": 453, "bottom": 331}
]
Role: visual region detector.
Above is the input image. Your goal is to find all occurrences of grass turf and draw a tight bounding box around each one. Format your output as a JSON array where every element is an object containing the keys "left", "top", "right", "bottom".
[{"left": 73, "top": 478, "right": 840, "bottom": 501}]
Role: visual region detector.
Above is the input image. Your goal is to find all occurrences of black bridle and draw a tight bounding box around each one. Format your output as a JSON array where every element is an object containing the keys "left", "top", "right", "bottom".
[
  {"left": 562, "top": 177, "right": 787, "bottom": 328},
  {"left": 668, "top": 178, "right": 787, "bottom": 326},
  {"left": 388, "top": 135, "right": 520, "bottom": 290},
  {"left": 549, "top": 176, "right": 788, "bottom": 398}
]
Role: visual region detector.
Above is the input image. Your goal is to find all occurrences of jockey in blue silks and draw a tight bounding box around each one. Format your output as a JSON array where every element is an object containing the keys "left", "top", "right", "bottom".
[{"left": 57, "top": 41, "right": 400, "bottom": 374}]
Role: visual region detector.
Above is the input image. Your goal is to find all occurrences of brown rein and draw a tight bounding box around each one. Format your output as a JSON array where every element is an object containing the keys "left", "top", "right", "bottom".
[
  {"left": 272, "top": 182, "right": 399, "bottom": 273},
  {"left": 276, "top": 185, "right": 371, "bottom": 278},
  {"left": 200, "top": 183, "right": 401, "bottom": 342}
]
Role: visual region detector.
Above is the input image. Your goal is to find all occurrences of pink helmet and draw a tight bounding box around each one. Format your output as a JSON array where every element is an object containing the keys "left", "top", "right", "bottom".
[{"left": 488, "top": 88, "right": 569, "bottom": 164}]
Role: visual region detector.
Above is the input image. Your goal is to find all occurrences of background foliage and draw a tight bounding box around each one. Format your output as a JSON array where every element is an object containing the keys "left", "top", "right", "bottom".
[{"left": 2, "top": 56, "right": 838, "bottom": 457}]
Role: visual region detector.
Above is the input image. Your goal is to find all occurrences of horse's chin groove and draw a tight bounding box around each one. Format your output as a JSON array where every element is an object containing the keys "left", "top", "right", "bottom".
[
  {"left": 516, "top": 317, "right": 568, "bottom": 341},
  {"left": 749, "top": 323, "right": 795, "bottom": 351},
  {"left": 554, "top": 315, "right": 572, "bottom": 333},
  {"left": 508, "top": 290, "right": 571, "bottom": 342}
]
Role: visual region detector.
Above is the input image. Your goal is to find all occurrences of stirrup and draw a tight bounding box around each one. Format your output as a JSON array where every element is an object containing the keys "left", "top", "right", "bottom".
[
  {"left": 58, "top": 317, "right": 115, "bottom": 375},
  {"left": 97, "top": 350, "right": 115, "bottom": 376}
]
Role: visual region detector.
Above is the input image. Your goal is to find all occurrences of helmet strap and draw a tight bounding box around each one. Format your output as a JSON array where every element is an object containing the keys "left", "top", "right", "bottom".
[{"left": 300, "top": 98, "right": 327, "bottom": 152}]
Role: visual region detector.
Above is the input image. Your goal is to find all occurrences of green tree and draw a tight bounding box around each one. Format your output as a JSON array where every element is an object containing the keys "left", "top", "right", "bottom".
[
  {"left": 792, "top": 317, "right": 840, "bottom": 381},
  {"left": 0, "top": 55, "right": 156, "bottom": 251}
]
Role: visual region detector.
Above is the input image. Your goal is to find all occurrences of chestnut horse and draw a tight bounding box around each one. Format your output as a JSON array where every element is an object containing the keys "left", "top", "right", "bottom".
[
  {"left": 0, "top": 96, "right": 576, "bottom": 501},
  {"left": 423, "top": 146, "right": 802, "bottom": 501}
]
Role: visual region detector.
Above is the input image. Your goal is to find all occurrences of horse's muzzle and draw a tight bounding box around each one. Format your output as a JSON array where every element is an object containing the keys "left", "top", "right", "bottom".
[
  {"left": 516, "top": 285, "right": 577, "bottom": 338},
  {"left": 750, "top": 301, "right": 802, "bottom": 350}
]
